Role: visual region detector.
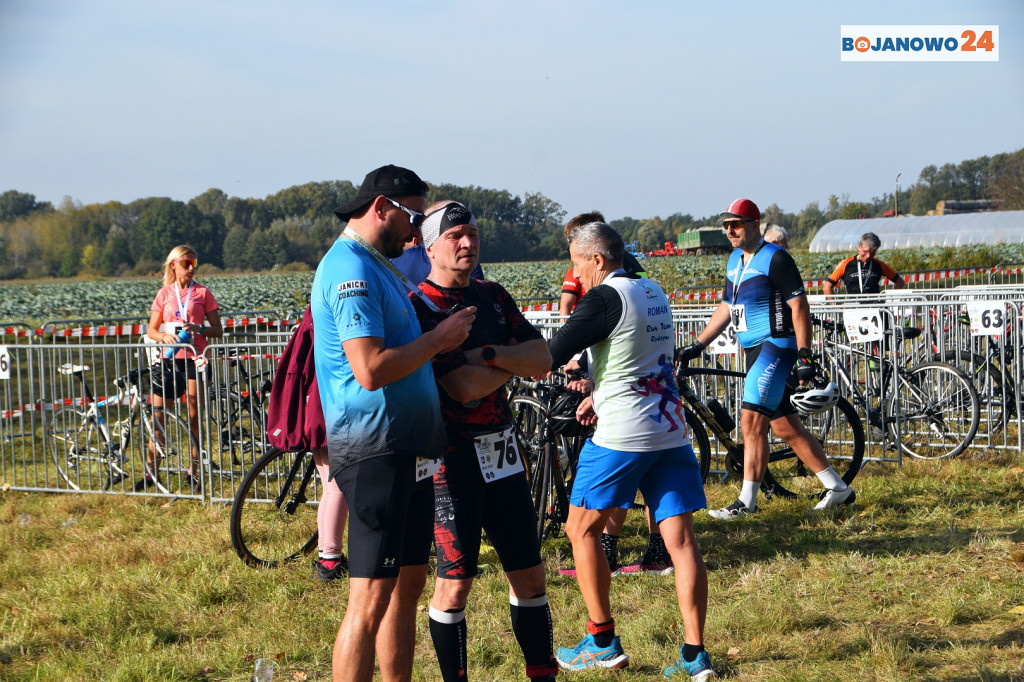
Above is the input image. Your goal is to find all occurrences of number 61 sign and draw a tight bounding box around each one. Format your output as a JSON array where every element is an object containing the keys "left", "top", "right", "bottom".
[{"left": 842, "top": 309, "right": 884, "bottom": 343}]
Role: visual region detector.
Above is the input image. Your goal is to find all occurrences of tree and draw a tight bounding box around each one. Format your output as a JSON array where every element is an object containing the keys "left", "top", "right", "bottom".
[
  {"left": 0, "top": 190, "right": 52, "bottom": 221},
  {"left": 222, "top": 225, "right": 252, "bottom": 270},
  {"left": 136, "top": 199, "right": 225, "bottom": 266}
]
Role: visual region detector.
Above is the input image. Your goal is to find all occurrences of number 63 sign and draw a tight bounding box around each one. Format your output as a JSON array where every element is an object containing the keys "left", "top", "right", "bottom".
[{"left": 965, "top": 302, "right": 1009, "bottom": 337}]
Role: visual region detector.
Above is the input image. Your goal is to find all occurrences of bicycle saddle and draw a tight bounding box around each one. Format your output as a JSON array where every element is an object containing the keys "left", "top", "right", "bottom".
[{"left": 58, "top": 363, "right": 90, "bottom": 375}]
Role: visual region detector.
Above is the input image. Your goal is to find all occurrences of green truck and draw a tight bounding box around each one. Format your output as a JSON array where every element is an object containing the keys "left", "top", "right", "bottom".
[{"left": 676, "top": 228, "right": 730, "bottom": 255}]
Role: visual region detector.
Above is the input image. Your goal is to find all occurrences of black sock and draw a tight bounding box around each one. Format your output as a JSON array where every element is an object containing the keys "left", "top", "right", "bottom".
[
  {"left": 588, "top": 618, "right": 615, "bottom": 648},
  {"left": 682, "top": 643, "right": 705, "bottom": 662},
  {"left": 510, "top": 594, "right": 557, "bottom": 680},
  {"left": 646, "top": 532, "right": 670, "bottom": 564},
  {"left": 600, "top": 533, "right": 619, "bottom": 569},
  {"left": 428, "top": 607, "right": 467, "bottom": 682}
]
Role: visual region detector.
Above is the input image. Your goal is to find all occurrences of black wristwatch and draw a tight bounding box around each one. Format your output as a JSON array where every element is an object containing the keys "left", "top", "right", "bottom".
[{"left": 481, "top": 345, "right": 497, "bottom": 367}]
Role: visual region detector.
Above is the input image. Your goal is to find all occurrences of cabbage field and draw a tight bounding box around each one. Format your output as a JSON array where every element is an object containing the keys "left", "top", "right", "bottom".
[{"left": 2, "top": 246, "right": 1022, "bottom": 326}]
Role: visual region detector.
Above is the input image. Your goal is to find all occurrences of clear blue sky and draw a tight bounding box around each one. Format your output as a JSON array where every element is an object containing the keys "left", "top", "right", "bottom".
[{"left": 1, "top": 0, "right": 1020, "bottom": 222}]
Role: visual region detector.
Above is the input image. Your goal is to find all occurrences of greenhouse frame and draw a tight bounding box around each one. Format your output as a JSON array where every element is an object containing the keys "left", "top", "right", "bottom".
[{"left": 809, "top": 210, "right": 1024, "bottom": 252}]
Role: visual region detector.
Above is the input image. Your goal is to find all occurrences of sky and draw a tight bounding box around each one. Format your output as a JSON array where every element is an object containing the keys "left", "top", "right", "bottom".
[{"left": 1, "top": 0, "right": 1021, "bottom": 223}]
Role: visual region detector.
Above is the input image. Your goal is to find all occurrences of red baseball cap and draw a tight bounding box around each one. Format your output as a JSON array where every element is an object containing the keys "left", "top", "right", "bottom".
[{"left": 720, "top": 198, "right": 760, "bottom": 222}]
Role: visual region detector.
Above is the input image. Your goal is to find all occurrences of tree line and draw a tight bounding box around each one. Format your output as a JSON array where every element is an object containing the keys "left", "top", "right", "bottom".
[{"left": 1, "top": 148, "right": 1021, "bottom": 280}]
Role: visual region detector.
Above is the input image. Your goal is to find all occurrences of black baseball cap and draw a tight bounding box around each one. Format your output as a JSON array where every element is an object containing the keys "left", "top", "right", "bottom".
[{"left": 333, "top": 164, "right": 429, "bottom": 221}]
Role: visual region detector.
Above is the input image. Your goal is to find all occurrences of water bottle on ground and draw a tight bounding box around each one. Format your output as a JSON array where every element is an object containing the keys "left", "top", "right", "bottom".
[{"left": 253, "top": 658, "right": 275, "bottom": 681}]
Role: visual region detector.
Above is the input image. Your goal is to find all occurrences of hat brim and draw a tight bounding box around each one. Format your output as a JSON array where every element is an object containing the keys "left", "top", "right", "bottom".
[{"left": 720, "top": 211, "right": 758, "bottom": 221}]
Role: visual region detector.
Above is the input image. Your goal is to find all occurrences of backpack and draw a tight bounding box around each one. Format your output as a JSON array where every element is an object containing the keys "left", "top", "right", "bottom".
[{"left": 266, "top": 306, "right": 326, "bottom": 452}]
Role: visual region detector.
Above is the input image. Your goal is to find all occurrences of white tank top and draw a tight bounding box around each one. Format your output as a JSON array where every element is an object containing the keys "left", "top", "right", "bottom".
[{"left": 590, "top": 274, "right": 691, "bottom": 451}]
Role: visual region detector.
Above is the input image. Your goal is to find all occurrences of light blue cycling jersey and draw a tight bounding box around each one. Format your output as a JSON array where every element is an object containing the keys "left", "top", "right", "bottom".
[
  {"left": 723, "top": 240, "right": 805, "bottom": 349},
  {"left": 311, "top": 236, "right": 445, "bottom": 475}
]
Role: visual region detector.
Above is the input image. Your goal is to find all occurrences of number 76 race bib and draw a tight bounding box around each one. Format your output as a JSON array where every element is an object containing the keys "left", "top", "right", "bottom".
[{"left": 474, "top": 425, "right": 524, "bottom": 482}]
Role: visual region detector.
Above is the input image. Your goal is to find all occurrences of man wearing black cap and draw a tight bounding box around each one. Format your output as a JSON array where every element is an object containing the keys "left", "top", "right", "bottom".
[
  {"left": 311, "top": 165, "right": 477, "bottom": 681},
  {"left": 410, "top": 201, "right": 557, "bottom": 682},
  {"left": 676, "top": 198, "right": 855, "bottom": 519}
]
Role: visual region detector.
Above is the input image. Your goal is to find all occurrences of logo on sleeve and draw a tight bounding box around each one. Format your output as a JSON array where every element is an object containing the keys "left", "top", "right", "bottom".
[{"left": 337, "top": 280, "right": 369, "bottom": 299}]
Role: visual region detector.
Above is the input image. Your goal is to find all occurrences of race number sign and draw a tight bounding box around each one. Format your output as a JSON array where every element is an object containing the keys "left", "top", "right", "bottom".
[
  {"left": 0, "top": 345, "right": 8, "bottom": 379},
  {"left": 474, "top": 425, "right": 524, "bottom": 482},
  {"left": 709, "top": 323, "right": 739, "bottom": 355},
  {"left": 843, "top": 309, "right": 884, "bottom": 343},
  {"left": 415, "top": 456, "right": 442, "bottom": 482},
  {"left": 965, "top": 302, "right": 1008, "bottom": 337}
]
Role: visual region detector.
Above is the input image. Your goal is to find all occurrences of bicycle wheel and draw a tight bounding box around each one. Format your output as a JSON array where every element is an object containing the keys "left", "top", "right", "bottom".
[
  {"left": 763, "top": 396, "right": 864, "bottom": 498},
  {"left": 230, "top": 447, "right": 320, "bottom": 568},
  {"left": 938, "top": 349, "right": 1014, "bottom": 429},
  {"left": 683, "top": 408, "right": 711, "bottom": 483},
  {"left": 531, "top": 442, "right": 555, "bottom": 542},
  {"left": 889, "top": 361, "right": 980, "bottom": 460},
  {"left": 48, "top": 409, "right": 118, "bottom": 491},
  {"left": 143, "top": 408, "right": 200, "bottom": 495}
]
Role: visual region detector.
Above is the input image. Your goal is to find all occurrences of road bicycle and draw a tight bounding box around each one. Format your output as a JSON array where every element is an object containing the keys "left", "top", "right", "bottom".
[
  {"left": 674, "top": 363, "right": 864, "bottom": 499},
  {"left": 229, "top": 446, "right": 320, "bottom": 568},
  {"left": 816, "top": 318, "right": 980, "bottom": 459},
  {"left": 47, "top": 363, "right": 200, "bottom": 495}
]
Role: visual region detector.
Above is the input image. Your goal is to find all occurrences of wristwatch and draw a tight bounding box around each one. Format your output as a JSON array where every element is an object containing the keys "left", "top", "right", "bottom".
[{"left": 481, "top": 345, "right": 497, "bottom": 367}]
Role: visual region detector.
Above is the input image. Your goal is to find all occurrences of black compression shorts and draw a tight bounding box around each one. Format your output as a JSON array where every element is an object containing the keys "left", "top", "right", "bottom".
[
  {"left": 334, "top": 455, "right": 434, "bottom": 578},
  {"left": 434, "top": 428, "right": 542, "bottom": 579}
]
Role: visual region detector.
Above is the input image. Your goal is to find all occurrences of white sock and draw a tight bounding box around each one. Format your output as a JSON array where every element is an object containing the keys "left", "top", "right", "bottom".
[
  {"left": 739, "top": 480, "right": 760, "bottom": 510},
  {"left": 816, "top": 466, "right": 848, "bottom": 491}
]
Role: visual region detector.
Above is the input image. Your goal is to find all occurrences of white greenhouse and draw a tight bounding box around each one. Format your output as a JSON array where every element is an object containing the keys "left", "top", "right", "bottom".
[{"left": 808, "top": 211, "right": 1024, "bottom": 252}]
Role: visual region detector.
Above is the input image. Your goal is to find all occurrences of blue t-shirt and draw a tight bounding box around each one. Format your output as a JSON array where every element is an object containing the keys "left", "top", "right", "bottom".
[
  {"left": 723, "top": 241, "right": 806, "bottom": 349},
  {"left": 311, "top": 236, "right": 445, "bottom": 474}
]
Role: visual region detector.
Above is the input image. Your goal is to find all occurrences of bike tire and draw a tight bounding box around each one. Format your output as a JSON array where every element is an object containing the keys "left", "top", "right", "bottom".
[
  {"left": 683, "top": 407, "right": 712, "bottom": 483},
  {"left": 938, "top": 349, "right": 1014, "bottom": 429},
  {"left": 889, "top": 361, "right": 980, "bottom": 460},
  {"left": 48, "top": 408, "right": 117, "bottom": 491},
  {"left": 230, "top": 447, "right": 319, "bottom": 568},
  {"left": 763, "top": 396, "right": 865, "bottom": 498},
  {"left": 532, "top": 442, "right": 554, "bottom": 542}
]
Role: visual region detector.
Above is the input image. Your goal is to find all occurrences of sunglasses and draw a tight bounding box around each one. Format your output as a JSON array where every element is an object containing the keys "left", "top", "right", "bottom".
[
  {"left": 723, "top": 219, "right": 755, "bottom": 231},
  {"left": 385, "top": 197, "right": 426, "bottom": 228},
  {"left": 174, "top": 257, "right": 197, "bottom": 268}
]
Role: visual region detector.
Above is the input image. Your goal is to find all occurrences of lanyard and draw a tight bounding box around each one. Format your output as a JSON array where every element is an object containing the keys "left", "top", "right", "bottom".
[
  {"left": 174, "top": 282, "right": 193, "bottom": 322},
  {"left": 732, "top": 241, "right": 766, "bottom": 300},
  {"left": 342, "top": 228, "right": 442, "bottom": 313},
  {"left": 856, "top": 260, "right": 864, "bottom": 293}
]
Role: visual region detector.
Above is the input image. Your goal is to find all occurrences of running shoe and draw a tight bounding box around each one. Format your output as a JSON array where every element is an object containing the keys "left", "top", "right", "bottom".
[
  {"left": 813, "top": 485, "right": 856, "bottom": 510},
  {"left": 623, "top": 547, "right": 674, "bottom": 575},
  {"left": 556, "top": 634, "right": 628, "bottom": 671},
  {"left": 133, "top": 474, "right": 156, "bottom": 492},
  {"left": 707, "top": 499, "right": 756, "bottom": 520},
  {"left": 663, "top": 649, "right": 717, "bottom": 680},
  {"left": 312, "top": 556, "right": 349, "bottom": 583},
  {"left": 184, "top": 473, "right": 202, "bottom": 495}
]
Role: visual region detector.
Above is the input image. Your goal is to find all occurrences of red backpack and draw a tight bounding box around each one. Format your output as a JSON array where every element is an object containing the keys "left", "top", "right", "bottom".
[{"left": 266, "top": 306, "right": 326, "bottom": 452}]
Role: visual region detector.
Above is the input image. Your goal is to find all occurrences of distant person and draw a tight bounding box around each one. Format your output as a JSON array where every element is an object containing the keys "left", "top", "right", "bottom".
[
  {"left": 412, "top": 200, "right": 557, "bottom": 682},
  {"left": 762, "top": 224, "right": 789, "bottom": 250},
  {"left": 823, "top": 232, "right": 905, "bottom": 295},
  {"left": 143, "top": 244, "right": 223, "bottom": 493},
  {"left": 558, "top": 211, "right": 645, "bottom": 317},
  {"left": 311, "top": 164, "right": 475, "bottom": 681}
]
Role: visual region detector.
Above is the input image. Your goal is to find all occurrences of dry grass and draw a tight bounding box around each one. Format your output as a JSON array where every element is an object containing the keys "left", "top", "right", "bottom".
[{"left": 2, "top": 453, "right": 1024, "bottom": 680}]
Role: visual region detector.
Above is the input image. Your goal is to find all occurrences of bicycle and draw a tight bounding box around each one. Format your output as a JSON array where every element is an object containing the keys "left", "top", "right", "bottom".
[
  {"left": 674, "top": 362, "right": 864, "bottom": 499},
  {"left": 816, "top": 317, "right": 980, "bottom": 460},
  {"left": 207, "top": 341, "right": 274, "bottom": 466},
  {"left": 47, "top": 363, "right": 200, "bottom": 495},
  {"left": 229, "top": 446, "right": 320, "bottom": 568}
]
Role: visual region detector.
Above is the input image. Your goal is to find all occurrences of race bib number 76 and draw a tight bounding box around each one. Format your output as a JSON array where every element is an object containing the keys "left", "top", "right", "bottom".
[{"left": 474, "top": 425, "right": 524, "bottom": 482}]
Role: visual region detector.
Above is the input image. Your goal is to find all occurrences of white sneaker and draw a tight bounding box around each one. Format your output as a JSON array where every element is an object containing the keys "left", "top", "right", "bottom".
[
  {"left": 813, "top": 485, "right": 856, "bottom": 510},
  {"left": 708, "top": 499, "right": 756, "bottom": 520}
]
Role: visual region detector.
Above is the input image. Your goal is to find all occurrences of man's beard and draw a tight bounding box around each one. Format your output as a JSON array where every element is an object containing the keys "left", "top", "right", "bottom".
[{"left": 380, "top": 220, "right": 409, "bottom": 259}]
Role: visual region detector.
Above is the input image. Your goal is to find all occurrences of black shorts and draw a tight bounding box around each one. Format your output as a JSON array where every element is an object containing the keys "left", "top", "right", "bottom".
[
  {"left": 334, "top": 455, "right": 434, "bottom": 578},
  {"left": 434, "top": 428, "right": 542, "bottom": 579},
  {"left": 172, "top": 357, "right": 198, "bottom": 381}
]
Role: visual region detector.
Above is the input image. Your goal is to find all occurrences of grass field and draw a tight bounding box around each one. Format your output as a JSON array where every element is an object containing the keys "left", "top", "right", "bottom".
[{"left": 2, "top": 451, "right": 1024, "bottom": 681}]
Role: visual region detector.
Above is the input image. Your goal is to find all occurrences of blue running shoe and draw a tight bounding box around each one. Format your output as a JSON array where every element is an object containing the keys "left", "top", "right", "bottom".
[
  {"left": 664, "top": 649, "right": 717, "bottom": 680},
  {"left": 556, "top": 633, "right": 629, "bottom": 670}
]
